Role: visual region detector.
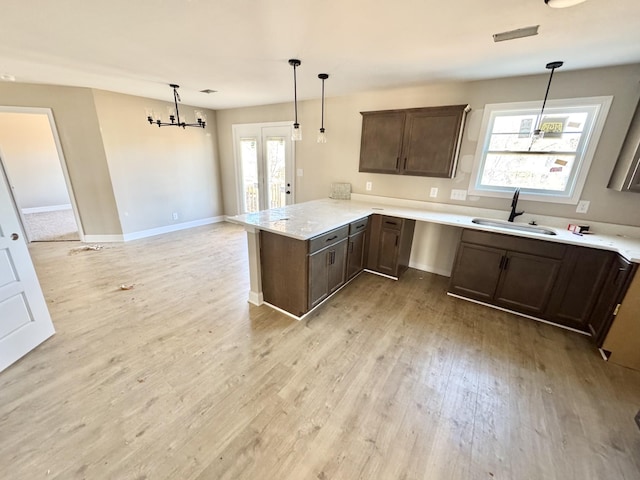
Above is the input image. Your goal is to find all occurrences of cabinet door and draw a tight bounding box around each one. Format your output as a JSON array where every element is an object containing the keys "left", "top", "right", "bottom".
[
  {"left": 448, "top": 243, "right": 504, "bottom": 302},
  {"left": 347, "top": 231, "right": 366, "bottom": 280},
  {"left": 327, "top": 239, "right": 348, "bottom": 294},
  {"left": 588, "top": 255, "right": 635, "bottom": 346},
  {"left": 402, "top": 106, "right": 466, "bottom": 177},
  {"left": 545, "top": 247, "right": 613, "bottom": 331},
  {"left": 260, "top": 231, "right": 309, "bottom": 317},
  {"left": 359, "top": 111, "right": 405, "bottom": 173},
  {"left": 495, "top": 252, "right": 561, "bottom": 315},
  {"left": 376, "top": 228, "right": 400, "bottom": 276},
  {"left": 309, "top": 249, "right": 329, "bottom": 309}
]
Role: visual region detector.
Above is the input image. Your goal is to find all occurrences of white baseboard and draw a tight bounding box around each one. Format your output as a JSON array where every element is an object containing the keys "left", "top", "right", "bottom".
[
  {"left": 22, "top": 204, "right": 72, "bottom": 214},
  {"left": 408, "top": 261, "right": 452, "bottom": 277},
  {"left": 248, "top": 291, "right": 264, "bottom": 306},
  {"left": 83, "top": 234, "right": 125, "bottom": 243},
  {"left": 122, "top": 216, "right": 225, "bottom": 242}
]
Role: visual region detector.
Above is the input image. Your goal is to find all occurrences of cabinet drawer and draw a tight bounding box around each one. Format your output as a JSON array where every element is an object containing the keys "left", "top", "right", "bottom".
[
  {"left": 309, "top": 225, "right": 349, "bottom": 254},
  {"left": 461, "top": 229, "right": 566, "bottom": 259},
  {"left": 349, "top": 217, "right": 369, "bottom": 235},
  {"left": 380, "top": 216, "right": 402, "bottom": 231}
]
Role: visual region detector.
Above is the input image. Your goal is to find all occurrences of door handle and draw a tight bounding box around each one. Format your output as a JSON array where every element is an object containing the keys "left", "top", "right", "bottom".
[
  {"left": 11, "top": 233, "right": 19, "bottom": 241},
  {"left": 286, "top": 191, "right": 291, "bottom": 194}
]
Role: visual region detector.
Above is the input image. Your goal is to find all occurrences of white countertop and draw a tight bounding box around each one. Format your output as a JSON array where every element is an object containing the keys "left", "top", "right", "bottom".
[{"left": 227, "top": 197, "right": 640, "bottom": 263}]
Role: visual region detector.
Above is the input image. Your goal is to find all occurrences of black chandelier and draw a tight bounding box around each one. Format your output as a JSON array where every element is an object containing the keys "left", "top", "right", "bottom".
[{"left": 147, "top": 84, "right": 206, "bottom": 129}]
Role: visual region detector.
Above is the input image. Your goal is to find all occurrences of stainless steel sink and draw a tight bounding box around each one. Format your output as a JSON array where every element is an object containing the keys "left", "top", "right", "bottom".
[{"left": 471, "top": 218, "right": 556, "bottom": 236}]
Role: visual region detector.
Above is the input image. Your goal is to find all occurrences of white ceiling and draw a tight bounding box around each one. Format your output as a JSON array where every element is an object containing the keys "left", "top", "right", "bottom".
[{"left": 1, "top": 0, "right": 639, "bottom": 110}]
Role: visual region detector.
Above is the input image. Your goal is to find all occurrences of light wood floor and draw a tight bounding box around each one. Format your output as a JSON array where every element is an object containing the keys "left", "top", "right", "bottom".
[{"left": 2, "top": 222, "right": 639, "bottom": 479}]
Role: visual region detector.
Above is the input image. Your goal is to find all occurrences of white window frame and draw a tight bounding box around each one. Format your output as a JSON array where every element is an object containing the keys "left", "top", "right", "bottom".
[{"left": 469, "top": 96, "right": 612, "bottom": 204}]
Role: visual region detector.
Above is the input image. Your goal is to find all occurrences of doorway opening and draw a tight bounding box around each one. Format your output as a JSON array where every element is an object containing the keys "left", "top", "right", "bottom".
[
  {"left": 0, "top": 108, "right": 83, "bottom": 242},
  {"left": 232, "top": 122, "right": 295, "bottom": 214}
]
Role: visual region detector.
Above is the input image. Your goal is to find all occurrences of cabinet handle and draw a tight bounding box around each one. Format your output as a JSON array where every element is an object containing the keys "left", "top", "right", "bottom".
[
  {"left": 326, "top": 235, "right": 338, "bottom": 242},
  {"left": 384, "top": 221, "right": 398, "bottom": 226},
  {"left": 403, "top": 158, "right": 407, "bottom": 169},
  {"left": 499, "top": 256, "right": 505, "bottom": 269},
  {"left": 356, "top": 224, "right": 365, "bottom": 229},
  {"left": 395, "top": 236, "right": 399, "bottom": 247},
  {"left": 350, "top": 242, "right": 354, "bottom": 253},
  {"left": 503, "top": 256, "right": 510, "bottom": 270},
  {"left": 614, "top": 267, "right": 627, "bottom": 286},
  {"left": 395, "top": 157, "right": 399, "bottom": 170}
]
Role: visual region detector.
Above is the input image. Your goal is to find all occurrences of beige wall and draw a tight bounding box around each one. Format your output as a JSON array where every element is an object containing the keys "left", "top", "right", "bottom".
[
  {"left": 92, "top": 90, "right": 221, "bottom": 235},
  {"left": 0, "top": 113, "right": 70, "bottom": 209},
  {"left": 0, "top": 83, "right": 122, "bottom": 235},
  {"left": 216, "top": 64, "right": 640, "bottom": 227}
]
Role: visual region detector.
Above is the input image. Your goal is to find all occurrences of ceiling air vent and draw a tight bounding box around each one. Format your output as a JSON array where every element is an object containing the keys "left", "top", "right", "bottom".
[{"left": 493, "top": 25, "right": 539, "bottom": 42}]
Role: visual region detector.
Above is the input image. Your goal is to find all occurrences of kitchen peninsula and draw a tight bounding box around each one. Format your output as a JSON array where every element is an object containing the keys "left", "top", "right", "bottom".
[{"left": 229, "top": 195, "right": 640, "bottom": 360}]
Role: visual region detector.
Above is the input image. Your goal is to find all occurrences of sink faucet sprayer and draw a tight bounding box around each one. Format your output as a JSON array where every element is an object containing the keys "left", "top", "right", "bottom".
[{"left": 508, "top": 188, "right": 524, "bottom": 222}]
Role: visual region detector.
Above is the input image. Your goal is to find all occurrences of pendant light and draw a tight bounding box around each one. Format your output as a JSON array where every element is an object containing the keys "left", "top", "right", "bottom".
[
  {"left": 317, "top": 73, "right": 329, "bottom": 143},
  {"left": 532, "top": 61, "right": 563, "bottom": 140},
  {"left": 544, "top": 0, "right": 587, "bottom": 8},
  {"left": 289, "top": 59, "right": 302, "bottom": 141},
  {"left": 146, "top": 84, "right": 206, "bottom": 129}
]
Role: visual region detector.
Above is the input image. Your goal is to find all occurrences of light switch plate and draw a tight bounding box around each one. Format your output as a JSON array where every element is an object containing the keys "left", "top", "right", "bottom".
[
  {"left": 576, "top": 200, "right": 590, "bottom": 214},
  {"left": 430, "top": 187, "right": 438, "bottom": 198},
  {"left": 296, "top": 168, "right": 303, "bottom": 177},
  {"left": 366, "top": 181, "right": 372, "bottom": 191},
  {"left": 450, "top": 189, "right": 467, "bottom": 201}
]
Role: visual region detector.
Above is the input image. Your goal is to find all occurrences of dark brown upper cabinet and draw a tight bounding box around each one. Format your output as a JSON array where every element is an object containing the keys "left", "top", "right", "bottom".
[
  {"left": 608, "top": 97, "right": 640, "bottom": 192},
  {"left": 359, "top": 104, "right": 470, "bottom": 178}
]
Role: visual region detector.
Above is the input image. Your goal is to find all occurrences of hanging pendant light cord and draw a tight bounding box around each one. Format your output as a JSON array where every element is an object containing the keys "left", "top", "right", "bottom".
[
  {"left": 534, "top": 61, "right": 564, "bottom": 132},
  {"left": 321, "top": 77, "right": 325, "bottom": 130},
  {"left": 529, "top": 61, "right": 563, "bottom": 150},
  {"left": 293, "top": 62, "right": 299, "bottom": 126}
]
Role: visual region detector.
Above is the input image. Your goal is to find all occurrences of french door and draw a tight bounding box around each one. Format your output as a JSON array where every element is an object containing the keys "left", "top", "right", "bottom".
[{"left": 233, "top": 122, "right": 295, "bottom": 214}]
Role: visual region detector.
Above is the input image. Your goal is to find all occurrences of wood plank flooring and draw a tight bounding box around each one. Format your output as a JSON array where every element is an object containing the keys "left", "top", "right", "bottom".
[{"left": 1, "top": 222, "right": 639, "bottom": 479}]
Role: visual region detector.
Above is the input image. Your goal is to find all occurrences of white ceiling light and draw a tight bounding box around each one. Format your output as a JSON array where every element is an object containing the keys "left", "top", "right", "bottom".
[{"left": 544, "top": 0, "right": 588, "bottom": 8}]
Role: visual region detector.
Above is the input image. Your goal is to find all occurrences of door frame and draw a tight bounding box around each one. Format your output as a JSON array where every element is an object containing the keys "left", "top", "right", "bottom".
[
  {"left": 231, "top": 121, "right": 295, "bottom": 214},
  {"left": 0, "top": 106, "right": 85, "bottom": 241}
]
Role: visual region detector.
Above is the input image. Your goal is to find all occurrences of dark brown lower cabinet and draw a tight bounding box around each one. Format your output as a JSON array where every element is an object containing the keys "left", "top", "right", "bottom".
[
  {"left": 449, "top": 229, "right": 637, "bottom": 334},
  {"left": 448, "top": 242, "right": 503, "bottom": 302},
  {"left": 587, "top": 255, "right": 636, "bottom": 346},
  {"left": 494, "top": 251, "right": 561, "bottom": 315},
  {"left": 449, "top": 229, "right": 565, "bottom": 322},
  {"left": 309, "top": 238, "right": 347, "bottom": 309},
  {"left": 545, "top": 247, "right": 614, "bottom": 331},
  {"left": 367, "top": 215, "right": 415, "bottom": 278},
  {"left": 347, "top": 218, "right": 368, "bottom": 280},
  {"left": 261, "top": 223, "right": 356, "bottom": 317}
]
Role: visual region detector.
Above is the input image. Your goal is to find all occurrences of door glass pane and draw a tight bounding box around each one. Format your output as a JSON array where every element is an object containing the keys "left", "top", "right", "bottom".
[
  {"left": 239, "top": 137, "right": 259, "bottom": 213},
  {"left": 265, "top": 136, "right": 286, "bottom": 209}
]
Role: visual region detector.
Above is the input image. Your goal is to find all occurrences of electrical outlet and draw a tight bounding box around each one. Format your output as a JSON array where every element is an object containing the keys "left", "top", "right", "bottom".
[
  {"left": 430, "top": 187, "right": 438, "bottom": 198},
  {"left": 450, "top": 189, "right": 467, "bottom": 201},
  {"left": 172, "top": 212, "right": 179, "bottom": 220},
  {"left": 366, "top": 181, "right": 372, "bottom": 191},
  {"left": 576, "top": 200, "right": 590, "bottom": 214}
]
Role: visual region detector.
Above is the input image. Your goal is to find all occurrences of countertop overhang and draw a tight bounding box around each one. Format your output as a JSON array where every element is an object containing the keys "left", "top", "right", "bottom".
[{"left": 227, "top": 197, "right": 640, "bottom": 263}]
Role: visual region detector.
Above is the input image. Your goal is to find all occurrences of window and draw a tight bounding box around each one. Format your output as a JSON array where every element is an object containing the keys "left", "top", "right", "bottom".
[{"left": 469, "top": 96, "right": 612, "bottom": 204}]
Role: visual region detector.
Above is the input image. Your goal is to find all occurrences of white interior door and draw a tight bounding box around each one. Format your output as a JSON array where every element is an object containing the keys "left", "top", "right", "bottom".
[
  {"left": 0, "top": 162, "right": 55, "bottom": 373},
  {"left": 233, "top": 122, "right": 295, "bottom": 214}
]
